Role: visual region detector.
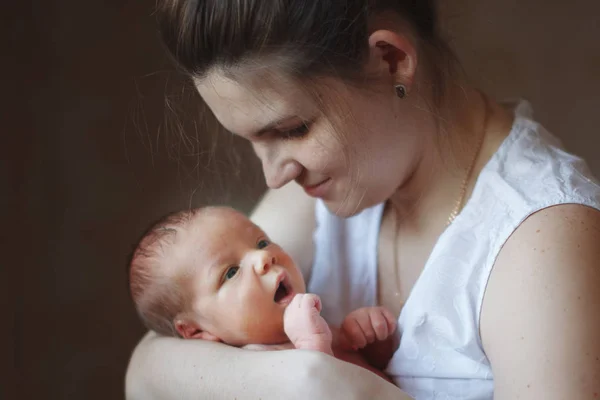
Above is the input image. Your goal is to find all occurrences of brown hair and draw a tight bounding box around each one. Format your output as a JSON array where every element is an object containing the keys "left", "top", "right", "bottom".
[
  {"left": 127, "top": 209, "right": 198, "bottom": 336},
  {"left": 156, "top": 0, "right": 456, "bottom": 108}
]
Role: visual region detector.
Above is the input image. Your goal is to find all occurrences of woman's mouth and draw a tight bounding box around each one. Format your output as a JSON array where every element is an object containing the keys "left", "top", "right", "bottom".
[{"left": 302, "top": 178, "right": 332, "bottom": 198}]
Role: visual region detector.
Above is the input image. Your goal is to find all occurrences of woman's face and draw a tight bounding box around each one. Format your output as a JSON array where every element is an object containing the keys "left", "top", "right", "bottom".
[{"left": 196, "top": 70, "right": 430, "bottom": 217}]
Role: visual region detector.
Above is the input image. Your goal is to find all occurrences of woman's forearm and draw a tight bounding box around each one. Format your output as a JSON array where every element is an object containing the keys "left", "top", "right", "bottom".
[
  {"left": 125, "top": 331, "right": 302, "bottom": 400},
  {"left": 126, "top": 331, "right": 412, "bottom": 400}
]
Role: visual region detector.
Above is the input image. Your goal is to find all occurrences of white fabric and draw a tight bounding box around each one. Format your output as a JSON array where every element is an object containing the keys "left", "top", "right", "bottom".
[{"left": 307, "top": 100, "right": 600, "bottom": 400}]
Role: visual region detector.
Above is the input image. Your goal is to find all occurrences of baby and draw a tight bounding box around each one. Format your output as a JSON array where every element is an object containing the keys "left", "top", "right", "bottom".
[{"left": 128, "top": 206, "right": 398, "bottom": 380}]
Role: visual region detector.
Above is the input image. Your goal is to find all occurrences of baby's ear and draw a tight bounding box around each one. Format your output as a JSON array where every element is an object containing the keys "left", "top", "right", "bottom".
[{"left": 174, "top": 319, "right": 221, "bottom": 341}]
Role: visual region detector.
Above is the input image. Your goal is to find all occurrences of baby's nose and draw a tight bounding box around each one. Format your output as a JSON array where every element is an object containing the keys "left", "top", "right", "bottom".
[{"left": 254, "top": 252, "right": 276, "bottom": 275}]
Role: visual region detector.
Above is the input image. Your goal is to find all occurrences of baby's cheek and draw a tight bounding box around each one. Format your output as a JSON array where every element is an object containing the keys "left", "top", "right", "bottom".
[{"left": 241, "top": 306, "right": 286, "bottom": 344}]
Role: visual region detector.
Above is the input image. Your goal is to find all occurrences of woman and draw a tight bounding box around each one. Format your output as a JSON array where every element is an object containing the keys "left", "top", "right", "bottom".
[{"left": 126, "top": 1, "right": 600, "bottom": 399}]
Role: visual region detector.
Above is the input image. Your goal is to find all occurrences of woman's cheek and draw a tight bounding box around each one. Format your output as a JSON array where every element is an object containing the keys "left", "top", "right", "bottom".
[{"left": 303, "top": 138, "right": 343, "bottom": 174}]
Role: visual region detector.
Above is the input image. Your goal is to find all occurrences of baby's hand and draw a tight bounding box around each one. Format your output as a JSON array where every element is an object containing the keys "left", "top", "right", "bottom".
[
  {"left": 341, "top": 307, "right": 397, "bottom": 350},
  {"left": 283, "top": 293, "right": 333, "bottom": 355}
]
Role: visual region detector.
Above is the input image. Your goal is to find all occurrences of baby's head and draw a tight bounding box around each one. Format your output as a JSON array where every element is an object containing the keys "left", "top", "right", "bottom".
[{"left": 128, "top": 206, "right": 306, "bottom": 346}]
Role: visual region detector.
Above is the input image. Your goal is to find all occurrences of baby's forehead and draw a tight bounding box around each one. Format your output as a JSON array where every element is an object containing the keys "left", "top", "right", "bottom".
[
  {"left": 192, "top": 207, "right": 260, "bottom": 236},
  {"left": 176, "top": 208, "right": 263, "bottom": 259}
]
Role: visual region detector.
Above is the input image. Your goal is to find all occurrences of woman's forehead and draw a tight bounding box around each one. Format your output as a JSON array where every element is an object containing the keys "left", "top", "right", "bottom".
[{"left": 194, "top": 71, "right": 313, "bottom": 137}]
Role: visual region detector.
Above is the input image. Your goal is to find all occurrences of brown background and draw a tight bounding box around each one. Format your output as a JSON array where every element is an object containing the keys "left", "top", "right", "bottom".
[{"left": 5, "top": 1, "right": 599, "bottom": 399}]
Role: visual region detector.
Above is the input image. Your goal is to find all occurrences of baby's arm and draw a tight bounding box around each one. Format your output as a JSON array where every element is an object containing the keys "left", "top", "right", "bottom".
[
  {"left": 281, "top": 298, "right": 396, "bottom": 382},
  {"left": 340, "top": 307, "right": 399, "bottom": 370},
  {"left": 283, "top": 294, "right": 333, "bottom": 355}
]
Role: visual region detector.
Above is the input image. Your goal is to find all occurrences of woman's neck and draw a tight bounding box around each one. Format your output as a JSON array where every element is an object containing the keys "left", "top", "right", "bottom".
[{"left": 387, "top": 86, "right": 505, "bottom": 231}]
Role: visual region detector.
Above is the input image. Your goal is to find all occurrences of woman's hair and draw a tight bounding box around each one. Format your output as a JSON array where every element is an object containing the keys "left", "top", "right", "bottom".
[
  {"left": 127, "top": 209, "right": 198, "bottom": 336},
  {"left": 156, "top": 0, "right": 456, "bottom": 106}
]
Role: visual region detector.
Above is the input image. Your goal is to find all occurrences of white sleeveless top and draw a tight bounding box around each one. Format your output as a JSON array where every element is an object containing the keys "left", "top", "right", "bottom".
[{"left": 307, "top": 101, "right": 600, "bottom": 399}]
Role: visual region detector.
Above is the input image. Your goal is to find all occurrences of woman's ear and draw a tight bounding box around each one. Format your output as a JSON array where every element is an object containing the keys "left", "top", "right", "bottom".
[
  {"left": 367, "top": 29, "right": 418, "bottom": 90},
  {"left": 174, "top": 319, "right": 221, "bottom": 341}
]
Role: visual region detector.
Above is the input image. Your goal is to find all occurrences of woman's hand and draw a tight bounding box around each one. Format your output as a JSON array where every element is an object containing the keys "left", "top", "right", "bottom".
[{"left": 285, "top": 348, "right": 413, "bottom": 400}]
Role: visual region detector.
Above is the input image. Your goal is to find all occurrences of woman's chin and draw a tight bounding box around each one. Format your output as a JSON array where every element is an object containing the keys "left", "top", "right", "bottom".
[{"left": 322, "top": 197, "right": 372, "bottom": 218}]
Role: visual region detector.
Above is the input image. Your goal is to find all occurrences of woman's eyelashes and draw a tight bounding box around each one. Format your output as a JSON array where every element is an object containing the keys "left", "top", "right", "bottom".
[
  {"left": 279, "top": 121, "right": 312, "bottom": 140},
  {"left": 281, "top": 122, "right": 309, "bottom": 139},
  {"left": 252, "top": 119, "right": 314, "bottom": 141}
]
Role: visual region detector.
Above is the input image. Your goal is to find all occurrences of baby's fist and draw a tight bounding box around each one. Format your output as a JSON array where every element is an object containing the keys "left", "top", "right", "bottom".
[
  {"left": 341, "top": 307, "right": 396, "bottom": 350},
  {"left": 284, "top": 293, "right": 332, "bottom": 354}
]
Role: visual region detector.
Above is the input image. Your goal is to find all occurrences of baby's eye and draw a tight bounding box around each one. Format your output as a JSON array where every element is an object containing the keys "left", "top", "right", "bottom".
[
  {"left": 257, "top": 239, "right": 270, "bottom": 249},
  {"left": 224, "top": 266, "right": 239, "bottom": 281}
]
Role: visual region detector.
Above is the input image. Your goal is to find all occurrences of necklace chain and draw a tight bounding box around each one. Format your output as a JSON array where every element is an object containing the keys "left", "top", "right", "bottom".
[
  {"left": 390, "top": 92, "right": 491, "bottom": 298},
  {"left": 447, "top": 93, "right": 490, "bottom": 226}
]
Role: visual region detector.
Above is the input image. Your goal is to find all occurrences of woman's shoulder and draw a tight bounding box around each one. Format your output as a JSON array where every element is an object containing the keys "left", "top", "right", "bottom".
[{"left": 476, "top": 99, "right": 600, "bottom": 215}]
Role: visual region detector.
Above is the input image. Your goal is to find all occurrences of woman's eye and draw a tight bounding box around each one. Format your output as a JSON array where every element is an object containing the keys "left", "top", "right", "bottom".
[
  {"left": 257, "top": 239, "right": 270, "bottom": 249},
  {"left": 281, "top": 122, "right": 310, "bottom": 139},
  {"left": 224, "top": 266, "right": 239, "bottom": 281}
]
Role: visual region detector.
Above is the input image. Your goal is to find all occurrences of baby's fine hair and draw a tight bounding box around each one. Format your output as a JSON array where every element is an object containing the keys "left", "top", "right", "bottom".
[{"left": 127, "top": 209, "right": 199, "bottom": 336}]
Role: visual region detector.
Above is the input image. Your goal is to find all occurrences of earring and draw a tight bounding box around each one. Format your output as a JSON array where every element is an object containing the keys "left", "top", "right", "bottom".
[{"left": 395, "top": 84, "right": 407, "bottom": 99}]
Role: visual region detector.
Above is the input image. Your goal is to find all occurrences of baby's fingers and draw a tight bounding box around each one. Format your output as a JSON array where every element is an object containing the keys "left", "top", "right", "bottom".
[
  {"left": 341, "top": 316, "right": 368, "bottom": 349},
  {"left": 300, "top": 293, "right": 322, "bottom": 313},
  {"left": 381, "top": 307, "right": 397, "bottom": 334},
  {"left": 369, "top": 309, "right": 391, "bottom": 341}
]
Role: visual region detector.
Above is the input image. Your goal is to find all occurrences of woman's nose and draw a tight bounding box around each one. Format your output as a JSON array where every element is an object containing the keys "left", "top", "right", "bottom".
[
  {"left": 263, "top": 159, "right": 302, "bottom": 189},
  {"left": 253, "top": 252, "right": 276, "bottom": 275},
  {"left": 255, "top": 145, "right": 302, "bottom": 189}
]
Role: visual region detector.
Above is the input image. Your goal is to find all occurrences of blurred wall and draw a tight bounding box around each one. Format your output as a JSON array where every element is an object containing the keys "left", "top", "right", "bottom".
[{"left": 8, "top": 0, "right": 599, "bottom": 399}]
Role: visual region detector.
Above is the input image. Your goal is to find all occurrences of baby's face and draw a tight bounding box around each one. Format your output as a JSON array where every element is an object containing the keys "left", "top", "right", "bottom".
[{"left": 176, "top": 208, "right": 306, "bottom": 345}]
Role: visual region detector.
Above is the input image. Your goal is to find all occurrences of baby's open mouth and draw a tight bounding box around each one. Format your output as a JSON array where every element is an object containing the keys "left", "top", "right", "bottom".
[{"left": 274, "top": 279, "right": 293, "bottom": 304}]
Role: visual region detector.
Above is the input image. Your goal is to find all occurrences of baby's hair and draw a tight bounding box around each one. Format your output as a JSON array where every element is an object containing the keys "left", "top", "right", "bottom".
[{"left": 127, "top": 209, "right": 199, "bottom": 336}]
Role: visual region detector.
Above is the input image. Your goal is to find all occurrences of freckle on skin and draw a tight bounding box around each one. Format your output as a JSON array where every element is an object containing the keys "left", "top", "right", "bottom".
[{"left": 536, "top": 229, "right": 540, "bottom": 233}]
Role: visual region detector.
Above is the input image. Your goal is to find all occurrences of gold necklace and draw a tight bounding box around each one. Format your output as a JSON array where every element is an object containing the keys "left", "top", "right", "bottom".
[
  {"left": 389, "top": 92, "right": 491, "bottom": 299},
  {"left": 447, "top": 92, "right": 491, "bottom": 226}
]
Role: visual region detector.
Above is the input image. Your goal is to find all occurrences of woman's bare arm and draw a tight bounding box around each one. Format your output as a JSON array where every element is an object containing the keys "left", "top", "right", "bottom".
[
  {"left": 481, "top": 205, "right": 600, "bottom": 399},
  {"left": 125, "top": 331, "right": 309, "bottom": 399},
  {"left": 126, "top": 332, "right": 410, "bottom": 400}
]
